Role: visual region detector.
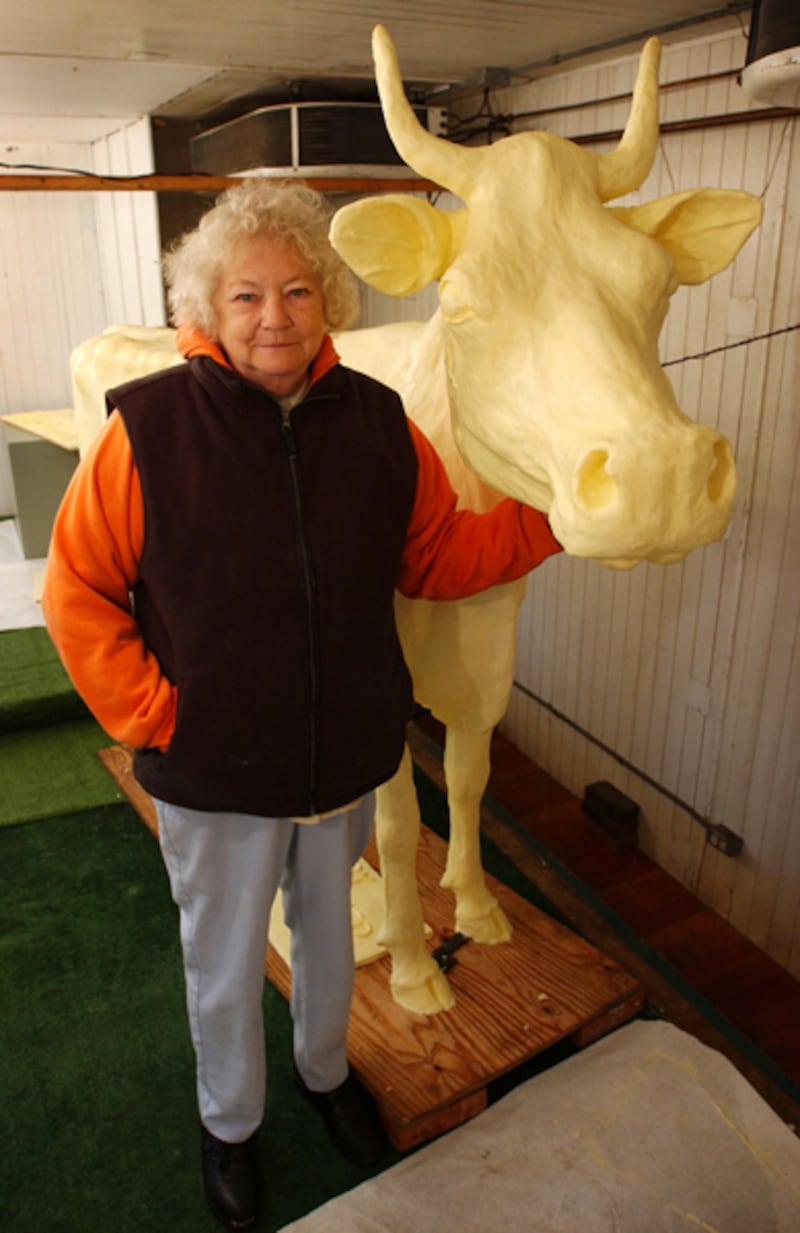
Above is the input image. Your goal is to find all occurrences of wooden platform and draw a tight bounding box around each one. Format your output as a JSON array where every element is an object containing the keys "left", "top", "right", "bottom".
[{"left": 99, "top": 744, "right": 645, "bottom": 1150}]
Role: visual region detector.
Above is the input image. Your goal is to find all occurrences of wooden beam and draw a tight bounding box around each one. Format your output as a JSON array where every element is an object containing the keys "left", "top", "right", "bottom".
[{"left": 0, "top": 173, "right": 442, "bottom": 193}]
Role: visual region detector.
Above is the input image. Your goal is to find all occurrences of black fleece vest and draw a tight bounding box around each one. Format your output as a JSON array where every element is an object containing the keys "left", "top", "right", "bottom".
[{"left": 110, "top": 356, "right": 418, "bottom": 817}]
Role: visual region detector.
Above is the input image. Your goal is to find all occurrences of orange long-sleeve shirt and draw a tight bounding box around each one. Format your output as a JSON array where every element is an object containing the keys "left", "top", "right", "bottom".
[{"left": 43, "top": 333, "right": 561, "bottom": 754}]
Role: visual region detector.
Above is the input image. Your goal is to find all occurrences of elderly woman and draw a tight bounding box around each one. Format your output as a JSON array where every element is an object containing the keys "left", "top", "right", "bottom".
[{"left": 43, "top": 179, "right": 561, "bottom": 1230}]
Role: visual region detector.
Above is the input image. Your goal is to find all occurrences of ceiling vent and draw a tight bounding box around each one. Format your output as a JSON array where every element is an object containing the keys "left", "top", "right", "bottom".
[
  {"left": 740, "top": 0, "right": 800, "bottom": 107},
  {"left": 190, "top": 101, "right": 445, "bottom": 177}
]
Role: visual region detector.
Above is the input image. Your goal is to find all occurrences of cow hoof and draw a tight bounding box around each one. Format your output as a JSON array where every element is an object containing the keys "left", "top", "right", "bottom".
[
  {"left": 456, "top": 902, "right": 512, "bottom": 945},
  {"left": 390, "top": 965, "right": 456, "bottom": 1015}
]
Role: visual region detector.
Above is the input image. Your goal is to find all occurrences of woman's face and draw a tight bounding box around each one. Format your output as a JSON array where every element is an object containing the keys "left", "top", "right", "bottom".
[{"left": 211, "top": 234, "right": 328, "bottom": 399}]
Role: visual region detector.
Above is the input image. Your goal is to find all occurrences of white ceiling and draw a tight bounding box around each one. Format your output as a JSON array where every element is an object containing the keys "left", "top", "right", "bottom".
[{"left": 0, "top": 0, "right": 751, "bottom": 138}]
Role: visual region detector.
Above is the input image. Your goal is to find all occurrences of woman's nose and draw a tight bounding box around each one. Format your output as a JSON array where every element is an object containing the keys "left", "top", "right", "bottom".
[{"left": 260, "top": 292, "right": 291, "bottom": 327}]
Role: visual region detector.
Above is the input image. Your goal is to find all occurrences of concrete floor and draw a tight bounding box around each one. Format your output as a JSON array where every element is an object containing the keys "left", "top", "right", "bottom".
[{"left": 0, "top": 519, "right": 46, "bottom": 632}]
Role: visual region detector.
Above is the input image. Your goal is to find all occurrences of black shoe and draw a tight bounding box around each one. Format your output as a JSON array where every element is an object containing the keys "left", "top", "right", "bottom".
[
  {"left": 294, "top": 1064, "right": 389, "bottom": 1167},
  {"left": 200, "top": 1125, "right": 258, "bottom": 1230}
]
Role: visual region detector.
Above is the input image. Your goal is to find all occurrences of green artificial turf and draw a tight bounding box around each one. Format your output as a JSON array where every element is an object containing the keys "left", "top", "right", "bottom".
[
  {"left": 0, "top": 626, "right": 121, "bottom": 829},
  {"left": 0, "top": 719, "right": 124, "bottom": 828},
  {"left": 0, "top": 627, "right": 89, "bottom": 734},
  {"left": 0, "top": 750, "right": 576, "bottom": 1233},
  {"left": 0, "top": 803, "right": 400, "bottom": 1233}
]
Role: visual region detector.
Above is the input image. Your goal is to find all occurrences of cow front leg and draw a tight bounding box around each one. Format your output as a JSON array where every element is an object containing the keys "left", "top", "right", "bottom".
[
  {"left": 440, "top": 728, "right": 512, "bottom": 944},
  {"left": 375, "top": 746, "right": 455, "bottom": 1014}
]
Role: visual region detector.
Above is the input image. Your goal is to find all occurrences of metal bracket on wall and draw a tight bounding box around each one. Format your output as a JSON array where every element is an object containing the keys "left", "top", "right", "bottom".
[{"left": 705, "top": 823, "right": 744, "bottom": 858}]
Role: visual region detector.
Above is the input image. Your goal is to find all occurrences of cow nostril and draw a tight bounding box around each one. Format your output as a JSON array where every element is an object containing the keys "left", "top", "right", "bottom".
[
  {"left": 576, "top": 449, "right": 617, "bottom": 510},
  {"left": 708, "top": 438, "right": 734, "bottom": 503}
]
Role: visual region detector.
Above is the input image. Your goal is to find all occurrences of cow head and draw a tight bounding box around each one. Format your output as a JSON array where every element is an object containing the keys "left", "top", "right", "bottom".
[{"left": 330, "top": 26, "right": 763, "bottom": 567}]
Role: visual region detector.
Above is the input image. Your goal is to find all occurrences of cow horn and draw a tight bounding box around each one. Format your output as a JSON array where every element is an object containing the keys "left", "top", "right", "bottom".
[
  {"left": 372, "top": 24, "right": 481, "bottom": 198},
  {"left": 596, "top": 37, "right": 661, "bottom": 202}
]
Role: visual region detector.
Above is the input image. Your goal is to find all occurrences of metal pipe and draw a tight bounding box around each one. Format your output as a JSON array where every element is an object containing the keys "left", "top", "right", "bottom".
[
  {"left": 0, "top": 173, "right": 441, "bottom": 193},
  {"left": 571, "top": 106, "right": 797, "bottom": 146},
  {"left": 491, "top": 69, "right": 742, "bottom": 126},
  {"left": 452, "top": 105, "right": 797, "bottom": 148}
]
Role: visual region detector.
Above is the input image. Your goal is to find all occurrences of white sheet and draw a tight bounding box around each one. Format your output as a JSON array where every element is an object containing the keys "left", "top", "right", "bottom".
[{"left": 279, "top": 1020, "right": 800, "bottom": 1233}]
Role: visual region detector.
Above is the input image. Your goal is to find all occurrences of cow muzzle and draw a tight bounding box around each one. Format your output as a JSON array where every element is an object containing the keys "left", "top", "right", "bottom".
[{"left": 562, "top": 428, "right": 737, "bottom": 568}]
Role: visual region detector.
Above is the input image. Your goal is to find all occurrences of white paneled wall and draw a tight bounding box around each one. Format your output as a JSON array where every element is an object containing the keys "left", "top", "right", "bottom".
[
  {"left": 0, "top": 144, "right": 104, "bottom": 513},
  {"left": 90, "top": 121, "right": 165, "bottom": 326},
  {"left": 0, "top": 118, "right": 164, "bottom": 514},
  {"left": 472, "top": 26, "right": 800, "bottom": 976}
]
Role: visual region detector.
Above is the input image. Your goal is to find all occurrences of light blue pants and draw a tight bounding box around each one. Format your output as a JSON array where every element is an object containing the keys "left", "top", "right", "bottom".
[{"left": 155, "top": 794, "right": 375, "bottom": 1143}]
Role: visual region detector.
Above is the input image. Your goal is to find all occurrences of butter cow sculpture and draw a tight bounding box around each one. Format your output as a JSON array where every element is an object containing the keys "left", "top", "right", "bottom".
[
  {"left": 327, "top": 26, "right": 762, "bottom": 1013},
  {"left": 67, "top": 26, "right": 761, "bottom": 1016}
]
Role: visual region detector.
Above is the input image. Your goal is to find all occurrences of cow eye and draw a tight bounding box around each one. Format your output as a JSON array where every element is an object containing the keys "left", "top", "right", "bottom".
[{"left": 439, "top": 272, "right": 476, "bottom": 324}]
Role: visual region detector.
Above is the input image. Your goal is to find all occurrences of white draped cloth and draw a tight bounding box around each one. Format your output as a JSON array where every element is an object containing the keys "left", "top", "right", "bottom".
[{"left": 279, "top": 1020, "right": 800, "bottom": 1233}]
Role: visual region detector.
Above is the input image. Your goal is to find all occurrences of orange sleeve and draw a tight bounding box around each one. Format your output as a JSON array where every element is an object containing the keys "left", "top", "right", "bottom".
[
  {"left": 41, "top": 411, "right": 177, "bottom": 750},
  {"left": 397, "top": 421, "right": 562, "bottom": 600}
]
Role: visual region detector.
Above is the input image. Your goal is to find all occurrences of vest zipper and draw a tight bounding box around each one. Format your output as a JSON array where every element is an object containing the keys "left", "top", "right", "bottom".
[{"left": 280, "top": 407, "right": 319, "bottom": 814}]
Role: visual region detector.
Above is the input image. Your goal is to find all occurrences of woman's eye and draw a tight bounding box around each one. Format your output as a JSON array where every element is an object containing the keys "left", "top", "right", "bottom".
[{"left": 235, "top": 292, "right": 257, "bottom": 303}]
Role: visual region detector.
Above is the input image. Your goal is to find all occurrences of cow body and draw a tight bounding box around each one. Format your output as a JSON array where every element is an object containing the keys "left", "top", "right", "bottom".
[
  {"left": 326, "top": 26, "right": 760, "bottom": 1011},
  {"left": 69, "top": 26, "right": 761, "bottom": 1015}
]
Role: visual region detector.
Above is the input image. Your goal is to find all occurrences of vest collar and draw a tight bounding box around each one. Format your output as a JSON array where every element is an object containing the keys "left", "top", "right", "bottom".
[{"left": 175, "top": 325, "right": 341, "bottom": 392}]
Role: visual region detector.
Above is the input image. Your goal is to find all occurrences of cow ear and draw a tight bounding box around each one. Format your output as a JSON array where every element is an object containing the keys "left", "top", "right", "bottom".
[
  {"left": 609, "top": 188, "right": 763, "bottom": 285},
  {"left": 330, "top": 194, "right": 464, "bottom": 296}
]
